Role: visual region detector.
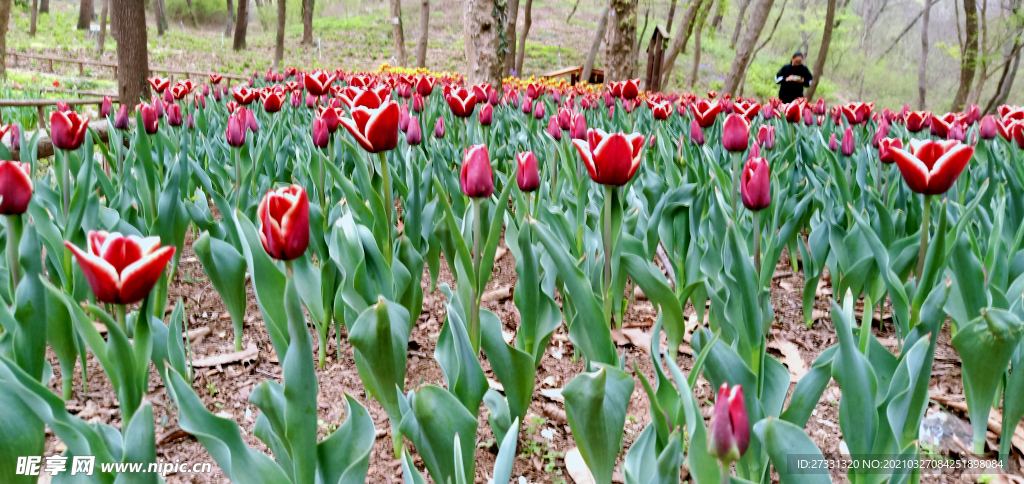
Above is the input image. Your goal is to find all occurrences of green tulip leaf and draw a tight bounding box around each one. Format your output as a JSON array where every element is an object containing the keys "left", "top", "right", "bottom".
[{"left": 563, "top": 365, "right": 635, "bottom": 484}]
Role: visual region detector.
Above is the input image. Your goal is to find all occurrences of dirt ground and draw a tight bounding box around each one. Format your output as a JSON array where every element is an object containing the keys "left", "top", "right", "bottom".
[{"left": 38, "top": 225, "right": 1023, "bottom": 484}]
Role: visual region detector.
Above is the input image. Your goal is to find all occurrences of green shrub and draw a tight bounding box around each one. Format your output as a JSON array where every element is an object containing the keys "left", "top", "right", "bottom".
[{"left": 166, "top": 0, "right": 229, "bottom": 24}]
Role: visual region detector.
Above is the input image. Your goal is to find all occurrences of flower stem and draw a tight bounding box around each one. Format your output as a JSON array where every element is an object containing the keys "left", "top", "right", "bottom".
[
  {"left": 603, "top": 185, "right": 614, "bottom": 327},
  {"left": 318, "top": 146, "right": 328, "bottom": 232},
  {"left": 915, "top": 194, "right": 932, "bottom": 282},
  {"left": 234, "top": 148, "right": 243, "bottom": 208},
  {"left": 6, "top": 214, "right": 24, "bottom": 290},
  {"left": 115, "top": 304, "right": 127, "bottom": 333},
  {"left": 377, "top": 151, "right": 393, "bottom": 264},
  {"left": 730, "top": 151, "right": 741, "bottom": 216},
  {"left": 753, "top": 210, "right": 761, "bottom": 278},
  {"left": 720, "top": 460, "right": 731, "bottom": 484},
  {"left": 470, "top": 197, "right": 483, "bottom": 353},
  {"left": 61, "top": 149, "right": 71, "bottom": 220}
]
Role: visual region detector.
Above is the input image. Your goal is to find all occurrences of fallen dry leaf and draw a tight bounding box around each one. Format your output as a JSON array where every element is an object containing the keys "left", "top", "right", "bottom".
[
  {"left": 564, "top": 447, "right": 596, "bottom": 484},
  {"left": 191, "top": 343, "right": 258, "bottom": 368},
  {"left": 768, "top": 340, "right": 808, "bottom": 381}
]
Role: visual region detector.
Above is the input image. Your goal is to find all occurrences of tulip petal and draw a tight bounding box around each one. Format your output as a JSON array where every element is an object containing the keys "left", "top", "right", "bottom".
[
  {"left": 65, "top": 241, "right": 122, "bottom": 304},
  {"left": 119, "top": 245, "right": 176, "bottom": 304},
  {"left": 572, "top": 139, "right": 598, "bottom": 182},
  {"left": 890, "top": 148, "right": 931, "bottom": 194},
  {"left": 363, "top": 102, "right": 400, "bottom": 153},
  {"left": 339, "top": 116, "right": 376, "bottom": 152},
  {"left": 925, "top": 143, "right": 974, "bottom": 195}
]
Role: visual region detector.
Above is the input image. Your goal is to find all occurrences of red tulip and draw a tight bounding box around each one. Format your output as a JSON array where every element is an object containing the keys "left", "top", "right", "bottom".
[
  {"left": 166, "top": 103, "right": 183, "bottom": 127},
  {"left": 411, "top": 92, "right": 425, "bottom": 113},
  {"left": 965, "top": 104, "right": 981, "bottom": 124},
  {"left": 258, "top": 185, "right": 310, "bottom": 261},
  {"left": 930, "top": 113, "right": 954, "bottom": 138},
  {"left": 50, "top": 110, "right": 89, "bottom": 150},
  {"left": 828, "top": 133, "right": 839, "bottom": 152},
  {"left": 340, "top": 100, "right": 400, "bottom": 153},
  {"left": 148, "top": 77, "right": 170, "bottom": 93},
  {"left": 478, "top": 103, "right": 493, "bottom": 126},
  {"left": 415, "top": 74, "right": 436, "bottom": 97},
  {"left": 516, "top": 151, "right": 540, "bottom": 192},
  {"left": 891, "top": 139, "right": 974, "bottom": 195},
  {"left": 707, "top": 90, "right": 718, "bottom": 99},
  {"left": 446, "top": 87, "right": 478, "bottom": 118},
  {"left": 784, "top": 102, "right": 803, "bottom": 123},
  {"left": 708, "top": 383, "right": 750, "bottom": 464},
  {"left": 304, "top": 69, "right": 337, "bottom": 96},
  {"left": 64, "top": 231, "right": 176, "bottom": 305},
  {"left": 813, "top": 99, "right": 826, "bottom": 115},
  {"left": 209, "top": 73, "right": 223, "bottom": 85},
  {"left": 733, "top": 101, "right": 759, "bottom": 120},
  {"left": 225, "top": 112, "right": 248, "bottom": 147},
  {"left": 722, "top": 114, "right": 750, "bottom": 153},
  {"left": 316, "top": 106, "right": 342, "bottom": 133},
  {"left": 472, "top": 83, "right": 494, "bottom": 104},
  {"left": 312, "top": 117, "right": 330, "bottom": 149},
  {"left": 905, "top": 111, "right": 931, "bottom": 132},
  {"left": 0, "top": 160, "right": 33, "bottom": 215},
  {"left": 171, "top": 83, "right": 190, "bottom": 100},
  {"left": 690, "top": 119, "right": 706, "bottom": 145},
  {"left": 262, "top": 87, "right": 286, "bottom": 113},
  {"left": 757, "top": 125, "right": 775, "bottom": 150},
  {"left": 526, "top": 82, "right": 543, "bottom": 100},
  {"left": 652, "top": 101, "right": 672, "bottom": 120},
  {"left": 558, "top": 106, "right": 573, "bottom": 130},
  {"left": 232, "top": 86, "right": 257, "bottom": 105},
  {"left": 841, "top": 126, "right": 855, "bottom": 156},
  {"left": 340, "top": 87, "right": 383, "bottom": 110},
  {"left": 100, "top": 96, "right": 112, "bottom": 117},
  {"left": 399, "top": 103, "right": 411, "bottom": 132},
  {"left": 878, "top": 137, "right": 903, "bottom": 164},
  {"left": 572, "top": 129, "right": 645, "bottom": 186},
  {"left": 434, "top": 116, "right": 446, "bottom": 138},
  {"left": 533, "top": 101, "right": 546, "bottom": 120},
  {"left": 979, "top": 115, "right": 998, "bottom": 140},
  {"left": 406, "top": 116, "right": 423, "bottom": 145},
  {"left": 802, "top": 106, "right": 813, "bottom": 126},
  {"left": 114, "top": 105, "right": 130, "bottom": 130},
  {"left": 691, "top": 100, "right": 721, "bottom": 128},
  {"left": 546, "top": 115, "right": 562, "bottom": 141},
  {"left": 460, "top": 145, "right": 494, "bottom": 198},
  {"left": 620, "top": 78, "right": 640, "bottom": 100}
]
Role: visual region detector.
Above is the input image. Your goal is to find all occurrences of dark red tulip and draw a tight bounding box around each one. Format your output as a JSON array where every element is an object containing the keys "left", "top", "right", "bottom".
[
  {"left": 195, "top": 93, "right": 206, "bottom": 109},
  {"left": 841, "top": 126, "right": 855, "bottom": 156},
  {"left": 415, "top": 74, "right": 436, "bottom": 97},
  {"left": 209, "top": 73, "right": 223, "bottom": 85},
  {"left": 166, "top": 103, "right": 183, "bottom": 127},
  {"left": 100, "top": 96, "right": 112, "bottom": 117},
  {"left": 784, "top": 102, "right": 803, "bottom": 123},
  {"left": 516, "top": 151, "right": 540, "bottom": 192},
  {"left": 708, "top": 383, "right": 750, "bottom": 464},
  {"left": 620, "top": 78, "right": 640, "bottom": 100},
  {"left": 258, "top": 185, "right": 310, "bottom": 261},
  {"left": 878, "top": 137, "right": 903, "bottom": 164},
  {"left": 0, "top": 160, "right": 33, "bottom": 215},
  {"left": 891, "top": 139, "right": 974, "bottom": 195},
  {"left": 185, "top": 113, "right": 195, "bottom": 130},
  {"left": 304, "top": 69, "right": 337, "bottom": 96},
  {"left": 757, "top": 125, "right": 775, "bottom": 150},
  {"left": 202, "top": 84, "right": 211, "bottom": 97},
  {"left": 114, "top": 104, "right": 130, "bottom": 130},
  {"left": 652, "top": 102, "right": 672, "bottom": 120},
  {"left": 478, "top": 103, "right": 493, "bottom": 126},
  {"left": 262, "top": 87, "right": 286, "bottom": 113},
  {"left": 317, "top": 106, "right": 341, "bottom": 133},
  {"left": 691, "top": 100, "right": 721, "bottom": 128},
  {"left": 533, "top": 101, "right": 546, "bottom": 120},
  {"left": 312, "top": 117, "right": 330, "bottom": 149},
  {"left": 572, "top": 129, "right": 645, "bottom": 186},
  {"left": 50, "top": 110, "right": 89, "bottom": 150},
  {"left": 905, "top": 111, "right": 931, "bottom": 132},
  {"left": 472, "top": 84, "right": 494, "bottom": 104},
  {"left": 570, "top": 112, "right": 588, "bottom": 140},
  {"left": 872, "top": 120, "right": 889, "bottom": 147},
  {"left": 434, "top": 117, "right": 446, "bottom": 138},
  {"left": 225, "top": 112, "right": 247, "bottom": 147},
  {"left": 828, "top": 133, "right": 839, "bottom": 152},
  {"left": 558, "top": 106, "right": 573, "bottom": 130},
  {"left": 460, "top": 145, "right": 494, "bottom": 198},
  {"left": 546, "top": 115, "right": 562, "bottom": 141},
  {"left": 522, "top": 97, "right": 533, "bottom": 115},
  {"left": 979, "top": 115, "right": 998, "bottom": 140},
  {"left": 64, "top": 231, "right": 176, "bottom": 305},
  {"left": 722, "top": 114, "right": 750, "bottom": 153},
  {"left": 930, "top": 113, "right": 953, "bottom": 138},
  {"left": 340, "top": 100, "right": 400, "bottom": 153},
  {"left": 406, "top": 116, "right": 422, "bottom": 145},
  {"left": 526, "top": 82, "right": 542, "bottom": 100}
]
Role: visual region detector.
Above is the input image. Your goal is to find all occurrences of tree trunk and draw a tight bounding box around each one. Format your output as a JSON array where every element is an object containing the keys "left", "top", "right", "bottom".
[
  {"left": 78, "top": 0, "right": 93, "bottom": 29},
  {"left": 660, "top": 0, "right": 705, "bottom": 87},
  {"left": 689, "top": 4, "right": 707, "bottom": 87},
  {"left": 464, "top": 0, "right": 503, "bottom": 87},
  {"left": 0, "top": 0, "right": 10, "bottom": 80},
  {"left": 633, "top": 0, "right": 646, "bottom": 78},
  {"left": 389, "top": 0, "right": 408, "bottom": 66},
  {"left": 274, "top": 0, "right": 286, "bottom": 67},
  {"left": 803, "top": 0, "right": 834, "bottom": 100},
  {"left": 950, "top": 0, "right": 978, "bottom": 111},
  {"left": 233, "top": 0, "right": 248, "bottom": 50},
  {"left": 515, "top": 0, "right": 532, "bottom": 75},
  {"left": 301, "top": 0, "right": 313, "bottom": 44},
  {"left": 605, "top": 0, "right": 637, "bottom": 82},
  {"left": 665, "top": 0, "right": 677, "bottom": 31},
  {"left": 729, "top": 0, "right": 750, "bottom": 47},
  {"left": 416, "top": 0, "right": 429, "bottom": 67},
  {"left": 97, "top": 0, "right": 109, "bottom": 55},
  {"left": 917, "top": 0, "right": 931, "bottom": 109},
  {"left": 30, "top": 0, "right": 39, "bottom": 35},
  {"left": 40, "top": 0, "right": 49, "bottom": 13},
  {"left": 225, "top": 0, "right": 235, "bottom": 36},
  {"left": 154, "top": 0, "right": 167, "bottom": 35},
  {"left": 503, "top": 0, "right": 519, "bottom": 75},
  {"left": 185, "top": 0, "right": 197, "bottom": 27},
  {"left": 581, "top": 2, "right": 610, "bottom": 84},
  {"left": 721, "top": 0, "right": 774, "bottom": 95},
  {"left": 112, "top": 0, "right": 150, "bottom": 104},
  {"left": 709, "top": 0, "right": 725, "bottom": 31},
  {"left": 984, "top": 41, "right": 1021, "bottom": 113}
]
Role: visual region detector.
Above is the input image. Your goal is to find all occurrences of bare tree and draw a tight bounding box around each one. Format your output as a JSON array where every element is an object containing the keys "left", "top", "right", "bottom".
[
  {"left": 153, "top": 0, "right": 167, "bottom": 35},
  {"left": 582, "top": 2, "right": 611, "bottom": 83},
  {"left": 234, "top": 0, "right": 249, "bottom": 50},
  {"left": 97, "top": 0, "right": 109, "bottom": 56},
  {"left": 504, "top": 0, "right": 519, "bottom": 75},
  {"left": 185, "top": 0, "right": 197, "bottom": 27},
  {"left": 729, "top": 0, "right": 751, "bottom": 47},
  {"left": 225, "top": 0, "right": 235, "bottom": 36},
  {"left": 804, "top": 0, "right": 835, "bottom": 100},
  {"left": 0, "top": 0, "right": 10, "bottom": 80},
  {"left": 950, "top": 0, "right": 979, "bottom": 111},
  {"left": 112, "top": 0, "right": 150, "bottom": 104},
  {"left": 660, "top": 0, "right": 706, "bottom": 86},
  {"left": 917, "top": 0, "right": 932, "bottom": 109},
  {"left": 390, "top": 0, "right": 408, "bottom": 66},
  {"left": 606, "top": 0, "right": 637, "bottom": 81},
  {"left": 78, "top": 0, "right": 93, "bottom": 29},
  {"left": 416, "top": 0, "right": 429, "bottom": 67},
  {"left": 689, "top": 2, "right": 709, "bottom": 87},
  {"left": 878, "top": 0, "right": 939, "bottom": 58},
  {"left": 30, "top": 0, "right": 39, "bottom": 36},
  {"left": 721, "top": 0, "right": 775, "bottom": 94},
  {"left": 710, "top": 0, "right": 726, "bottom": 31},
  {"left": 274, "top": 0, "right": 286, "bottom": 68},
  {"left": 515, "top": 0, "right": 533, "bottom": 75},
  {"left": 666, "top": 0, "right": 678, "bottom": 31},
  {"left": 464, "top": 0, "right": 503, "bottom": 86},
  {"left": 737, "top": 0, "right": 787, "bottom": 95},
  {"left": 40, "top": 0, "right": 49, "bottom": 13},
  {"left": 301, "top": 0, "right": 314, "bottom": 44}
]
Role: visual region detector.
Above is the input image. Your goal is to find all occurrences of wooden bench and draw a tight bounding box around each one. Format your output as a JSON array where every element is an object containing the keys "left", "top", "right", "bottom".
[
  {"left": 539, "top": 65, "right": 605, "bottom": 85},
  {"left": 6, "top": 50, "right": 249, "bottom": 82}
]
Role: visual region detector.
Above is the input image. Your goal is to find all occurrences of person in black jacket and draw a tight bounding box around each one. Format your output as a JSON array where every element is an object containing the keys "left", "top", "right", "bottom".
[{"left": 775, "top": 52, "right": 813, "bottom": 103}]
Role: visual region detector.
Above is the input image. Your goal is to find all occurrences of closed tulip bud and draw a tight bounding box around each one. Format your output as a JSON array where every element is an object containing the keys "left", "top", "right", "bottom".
[
  {"left": 203, "top": 84, "right": 211, "bottom": 96},
  {"left": 479, "top": 103, "right": 493, "bottom": 126},
  {"left": 213, "top": 87, "right": 223, "bottom": 101},
  {"left": 241, "top": 107, "right": 259, "bottom": 132},
  {"left": 225, "top": 113, "right": 247, "bottom": 147},
  {"left": 979, "top": 115, "right": 998, "bottom": 140},
  {"left": 841, "top": 126, "right": 855, "bottom": 156},
  {"left": 522, "top": 98, "right": 533, "bottom": 115},
  {"left": 547, "top": 115, "right": 562, "bottom": 141},
  {"left": 166, "top": 103, "right": 183, "bottom": 127},
  {"left": 399, "top": 103, "right": 411, "bottom": 132},
  {"left": 708, "top": 383, "right": 751, "bottom": 465},
  {"left": 312, "top": 117, "right": 330, "bottom": 148},
  {"left": 195, "top": 93, "right": 207, "bottom": 109},
  {"left": 570, "top": 112, "right": 588, "bottom": 140},
  {"left": 558, "top": 107, "right": 573, "bottom": 130},
  {"left": 406, "top": 116, "right": 423, "bottom": 145},
  {"left": 412, "top": 92, "right": 425, "bottom": 113},
  {"left": 604, "top": 91, "right": 614, "bottom": 108},
  {"left": 620, "top": 78, "right": 640, "bottom": 100},
  {"left": 892, "top": 139, "right": 974, "bottom": 194},
  {"left": 878, "top": 137, "right": 902, "bottom": 164},
  {"left": 100, "top": 96, "right": 112, "bottom": 117},
  {"left": 802, "top": 107, "right": 813, "bottom": 126},
  {"left": 740, "top": 158, "right": 771, "bottom": 211},
  {"left": 153, "top": 98, "right": 165, "bottom": 118},
  {"left": 290, "top": 90, "right": 302, "bottom": 108},
  {"left": 757, "top": 125, "right": 775, "bottom": 150},
  {"left": 748, "top": 142, "right": 761, "bottom": 160},
  {"left": 488, "top": 89, "right": 499, "bottom": 106},
  {"left": 460, "top": 145, "right": 494, "bottom": 198},
  {"left": 572, "top": 129, "right": 644, "bottom": 186},
  {"left": 516, "top": 151, "right": 540, "bottom": 192},
  {"left": 533, "top": 101, "right": 546, "bottom": 120},
  {"left": 0, "top": 160, "right": 33, "bottom": 215},
  {"left": 690, "top": 119, "right": 706, "bottom": 145},
  {"left": 872, "top": 120, "right": 889, "bottom": 147},
  {"left": 434, "top": 117, "right": 446, "bottom": 138},
  {"left": 258, "top": 185, "right": 310, "bottom": 261},
  {"left": 114, "top": 104, "right": 130, "bottom": 130},
  {"left": 760, "top": 103, "right": 776, "bottom": 120},
  {"left": 813, "top": 98, "right": 826, "bottom": 115},
  {"left": 306, "top": 93, "right": 318, "bottom": 109},
  {"left": 966, "top": 104, "right": 981, "bottom": 125},
  {"left": 947, "top": 121, "right": 966, "bottom": 142},
  {"left": 163, "top": 88, "right": 174, "bottom": 104},
  {"left": 9, "top": 124, "right": 19, "bottom": 151},
  {"left": 722, "top": 114, "right": 750, "bottom": 153},
  {"left": 50, "top": 110, "right": 89, "bottom": 150},
  {"left": 828, "top": 133, "right": 839, "bottom": 151},
  {"left": 65, "top": 231, "right": 176, "bottom": 305},
  {"left": 185, "top": 113, "right": 195, "bottom": 129}
]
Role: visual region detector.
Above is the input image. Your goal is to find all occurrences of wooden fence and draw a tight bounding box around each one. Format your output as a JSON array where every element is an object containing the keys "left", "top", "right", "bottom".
[{"left": 6, "top": 51, "right": 249, "bottom": 83}]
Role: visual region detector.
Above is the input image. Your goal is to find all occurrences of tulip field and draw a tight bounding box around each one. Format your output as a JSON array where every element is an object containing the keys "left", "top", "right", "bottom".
[{"left": 2, "top": 67, "right": 1024, "bottom": 484}]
